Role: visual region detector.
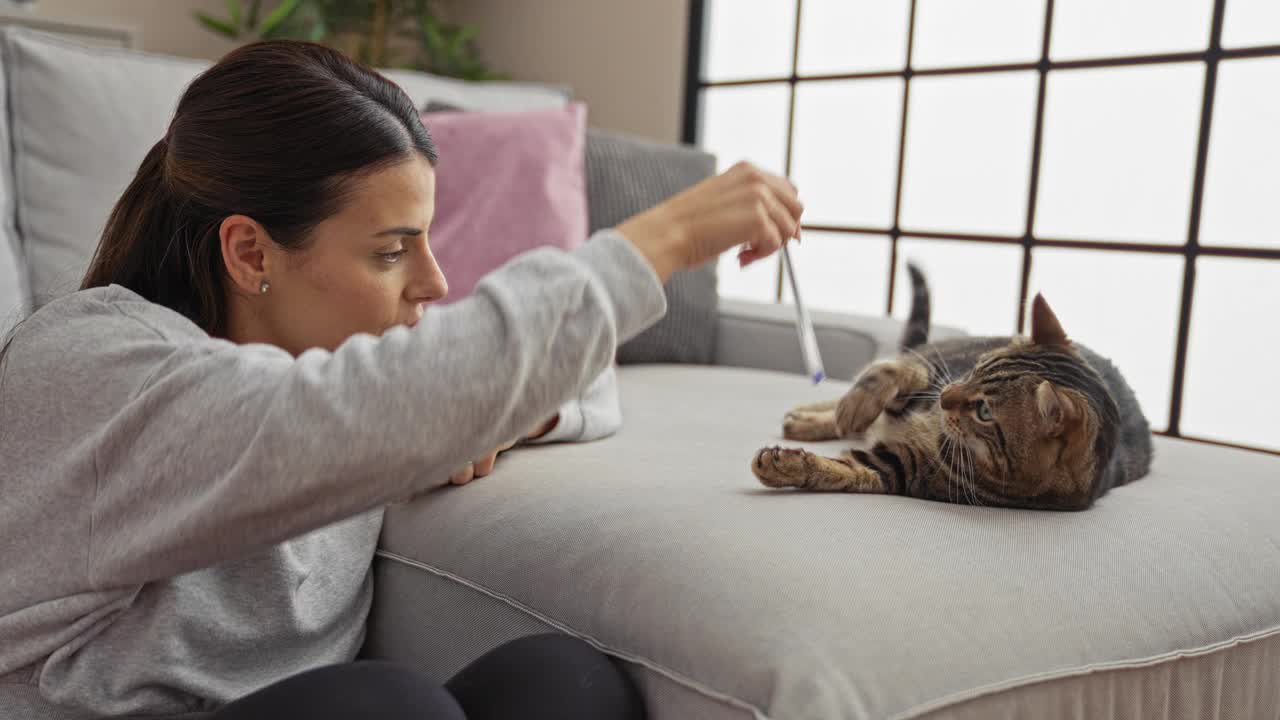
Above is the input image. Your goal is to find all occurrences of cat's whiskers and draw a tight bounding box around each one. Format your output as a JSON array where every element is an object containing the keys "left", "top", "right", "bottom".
[
  {"left": 939, "top": 431, "right": 959, "bottom": 503},
  {"left": 932, "top": 347, "right": 955, "bottom": 386},
  {"left": 961, "top": 441, "right": 984, "bottom": 507},
  {"left": 903, "top": 347, "right": 948, "bottom": 387}
]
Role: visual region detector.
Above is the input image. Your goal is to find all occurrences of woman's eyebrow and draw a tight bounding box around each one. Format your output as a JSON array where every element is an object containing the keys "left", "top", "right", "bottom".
[{"left": 372, "top": 227, "right": 424, "bottom": 238}]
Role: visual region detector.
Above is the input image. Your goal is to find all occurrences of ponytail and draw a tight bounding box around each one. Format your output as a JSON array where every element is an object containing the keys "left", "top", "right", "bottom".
[{"left": 81, "top": 137, "right": 225, "bottom": 332}]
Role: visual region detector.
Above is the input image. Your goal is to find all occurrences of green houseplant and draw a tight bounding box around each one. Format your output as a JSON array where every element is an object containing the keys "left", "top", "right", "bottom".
[{"left": 195, "top": 0, "right": 504, "bottom": 81}]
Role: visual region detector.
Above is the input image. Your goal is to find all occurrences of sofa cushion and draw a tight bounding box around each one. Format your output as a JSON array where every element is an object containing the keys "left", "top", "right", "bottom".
[
  {"left": 422, "top": 103, "right": 589, "bottom": 301},
  {"left": 583, "top": 129, "right": 719, "bottom": 365},
  {"left": 0, "top": 37, "right": 26, "bottom": 335},
  {"left": 2, "top": 29, "right": 569, "bottom": 307},
  {"left": 4, "top": 29, "right": 208, "bottom": 304},
  {"left": 370, "top": 364, "right": 1280, "bottom": 720}
]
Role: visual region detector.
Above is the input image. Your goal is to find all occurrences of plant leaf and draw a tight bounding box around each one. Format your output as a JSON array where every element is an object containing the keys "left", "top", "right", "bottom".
[
  {"left": 225, "top": 0, "right": 242, "bottom": 29},
  {"left": 308, "top": 12, "right": 328, "bottom": 42},
  {"left": 260, "top": 0, "right": 302, "bottom": 38},
  {"left": 420, "top": 17, "right": 445, "bottom": 53},
  {"left": 246, "top": 0, "right": 262, "bottom": 29},
  {"left": 194, "top": 11, "right": 240, "bottom": 39},
  {"left": 455, "top": 24, "right": 478, "bottom": 45}
]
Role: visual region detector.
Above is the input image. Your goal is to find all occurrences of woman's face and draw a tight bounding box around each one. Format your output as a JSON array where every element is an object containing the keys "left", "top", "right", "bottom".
[{"left": 236, "top": 154, "right": 447, "bottom": 355}]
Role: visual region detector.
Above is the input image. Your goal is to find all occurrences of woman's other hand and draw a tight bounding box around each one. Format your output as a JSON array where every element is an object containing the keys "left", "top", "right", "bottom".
[{"left": 449, "top": 415, "right": 559, "bottom": 485}]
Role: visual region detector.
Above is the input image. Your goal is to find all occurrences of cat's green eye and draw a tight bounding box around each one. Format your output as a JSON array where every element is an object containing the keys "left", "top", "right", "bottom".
[{"left": 975, "top": 399, "right": 994, "bottom": 422}]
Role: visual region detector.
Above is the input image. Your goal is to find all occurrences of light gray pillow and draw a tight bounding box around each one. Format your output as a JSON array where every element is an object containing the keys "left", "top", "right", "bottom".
[
  {"left": 584, "top": 129, "right": 718, "bottom": 365},
  {"left": 4, "top": 29, "right": 209, "bottom": 307},
  {"left": 0, "top": 35, "right": 29, "bottom": 335}
]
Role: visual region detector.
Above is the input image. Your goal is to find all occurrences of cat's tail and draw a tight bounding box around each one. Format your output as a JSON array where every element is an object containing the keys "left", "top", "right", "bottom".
[{"left": 899, "top": 262, "right": 931, "bottom": 350}]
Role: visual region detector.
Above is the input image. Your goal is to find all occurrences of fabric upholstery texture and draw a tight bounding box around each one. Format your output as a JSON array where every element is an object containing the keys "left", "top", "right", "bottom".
[
  {"left": 4, "top": 29, "right": 206, "bottom": 305},
  {"left": 372, "top": 364, "right": 1280, "bottom": 720},
  {"left": 582, "top": 128, "right": 719, "bottom": 365},
  {"left": 0, "top": 37, "right": 26, "bottom": 336}
]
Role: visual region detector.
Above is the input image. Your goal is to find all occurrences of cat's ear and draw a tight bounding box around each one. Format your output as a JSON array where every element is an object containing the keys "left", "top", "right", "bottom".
[
  {"left": 1036, "top": 381, "right": 1079, "bottom": 437},
  {"left": 1029, "top": 293, "right": 1070, "bottom": 348}
]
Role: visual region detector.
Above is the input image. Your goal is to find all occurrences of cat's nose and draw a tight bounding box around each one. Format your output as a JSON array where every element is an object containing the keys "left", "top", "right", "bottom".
[{"left": 940, "top": 385, "right": 965, "bottom": 411}]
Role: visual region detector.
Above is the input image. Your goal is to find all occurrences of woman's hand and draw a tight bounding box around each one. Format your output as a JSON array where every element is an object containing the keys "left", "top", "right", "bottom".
[
  {"left": 449, "top": 443, "right": 511, "bottom": 485},
  {"left": 449, "top": 415, "right": 560, "bottom": 486},
  {"left": 617, "top": 161, "right": 803, "bottom": 283}
]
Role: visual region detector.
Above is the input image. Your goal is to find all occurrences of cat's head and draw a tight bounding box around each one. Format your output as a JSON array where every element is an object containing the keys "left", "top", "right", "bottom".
[{"left": 937, "top": 295, "right": 1119, "bottom": 509}]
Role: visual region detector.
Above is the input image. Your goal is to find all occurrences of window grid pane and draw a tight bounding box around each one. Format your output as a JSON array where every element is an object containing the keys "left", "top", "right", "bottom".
[
  {"left": 693, "top": 0, "right": 1280, "bottom": 453},
  {"left": 1181, "top": 257, "right": 1280, "bottom": 450},
  {"left": 900, "top": 72, "right": 1039, "bottom": 236},
  {"left": 780, "top": 232, "right": 891, "bottom": 316},
  {"left": 791, "top": 79, "right": 903, "bottom": 228},
  {"left": 1034, "top": 63, "right": 1204, "bottom": 245}
]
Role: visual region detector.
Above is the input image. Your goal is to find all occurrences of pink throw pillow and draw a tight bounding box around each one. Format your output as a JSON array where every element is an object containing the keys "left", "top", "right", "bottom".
[{"left": 421, "top": 102, "right": 588, "bottom": 302}]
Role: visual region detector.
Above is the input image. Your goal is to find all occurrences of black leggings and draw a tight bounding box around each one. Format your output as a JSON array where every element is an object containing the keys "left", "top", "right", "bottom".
[{"left": 209, "top": 634, "right": 644, "bottom": 719}]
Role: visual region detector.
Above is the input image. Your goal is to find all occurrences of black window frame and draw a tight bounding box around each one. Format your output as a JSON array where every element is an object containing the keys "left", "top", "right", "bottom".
[{"left": 683, "top": 0, "right": 1280, "bottom": 456}]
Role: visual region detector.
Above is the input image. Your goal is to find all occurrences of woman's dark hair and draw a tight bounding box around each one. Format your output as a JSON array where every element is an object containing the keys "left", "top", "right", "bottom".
[{"left": 80, "top": 41, "right": 437, "bottom": 334}]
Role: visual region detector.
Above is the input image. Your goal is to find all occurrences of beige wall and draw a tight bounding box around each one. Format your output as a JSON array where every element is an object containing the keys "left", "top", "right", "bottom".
[
  {"left": 443, "top": 0, "right": 692, "bottom": 143},
  {"left": 12, "top": 0, "right": 240, "bottom": 59},
  {"left": 13, "top": 0, "right": 693, "bottom": 143}
]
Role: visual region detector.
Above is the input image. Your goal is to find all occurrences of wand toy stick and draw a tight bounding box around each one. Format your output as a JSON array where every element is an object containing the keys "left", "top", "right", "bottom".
[{"left": 781, "top": 243, "right": 825, "bottom": 384}]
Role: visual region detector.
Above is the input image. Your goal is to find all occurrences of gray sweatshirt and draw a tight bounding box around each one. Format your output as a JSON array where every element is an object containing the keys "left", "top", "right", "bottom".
[{"left": 0, "top": 231, "right": 665, "bottom": 718}]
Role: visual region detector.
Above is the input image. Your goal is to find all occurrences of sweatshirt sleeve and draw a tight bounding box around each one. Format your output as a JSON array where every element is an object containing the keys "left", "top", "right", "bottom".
[
  {"left": 85, "top": 230, "right": 665, "bottom": 588},
  {"left": 524, "top": 365, "right": 622, "bottom": 444}
]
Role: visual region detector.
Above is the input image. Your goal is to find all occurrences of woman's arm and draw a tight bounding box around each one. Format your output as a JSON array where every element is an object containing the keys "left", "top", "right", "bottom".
[
  {"left": 83, "top": 161, "right": 802, "bottom": 587},
  {"left": 86, "top": 232, "right": 663, "bottom": 588}
]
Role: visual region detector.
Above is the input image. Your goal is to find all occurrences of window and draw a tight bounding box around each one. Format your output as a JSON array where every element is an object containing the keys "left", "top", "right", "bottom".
[{"left": 686, "top": 0, "right": 1280, "bottom": 453}]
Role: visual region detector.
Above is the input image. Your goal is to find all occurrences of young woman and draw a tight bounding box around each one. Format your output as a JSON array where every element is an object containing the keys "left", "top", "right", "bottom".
[{"left": 0, "top": 41, "right": 801, "bottom": 719}]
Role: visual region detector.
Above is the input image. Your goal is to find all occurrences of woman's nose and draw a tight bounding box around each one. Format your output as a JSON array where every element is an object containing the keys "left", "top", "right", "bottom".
[{"left": 409, "top": 244, "right": 449, "bottom": 303}]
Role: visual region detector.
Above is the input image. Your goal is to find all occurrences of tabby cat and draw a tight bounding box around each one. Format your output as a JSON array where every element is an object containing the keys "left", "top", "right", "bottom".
[{"left": 752, "top": 266, "right": 1153, "bottom": 510}]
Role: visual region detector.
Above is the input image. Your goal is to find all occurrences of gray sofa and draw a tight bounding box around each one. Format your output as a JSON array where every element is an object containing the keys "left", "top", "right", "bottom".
[{"left": 2, "top": 28, "right": 1278, "bottom": 720}]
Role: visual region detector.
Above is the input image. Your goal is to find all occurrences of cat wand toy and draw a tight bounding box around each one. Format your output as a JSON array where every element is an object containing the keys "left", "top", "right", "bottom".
[{"left": 781, "top": 242, "right": 825, "bottom": 384}]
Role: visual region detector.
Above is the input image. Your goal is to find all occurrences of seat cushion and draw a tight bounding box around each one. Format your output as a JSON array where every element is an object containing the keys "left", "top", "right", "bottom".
[{"left": 370, "top": 365, "right": 1280, "bottom": 720}]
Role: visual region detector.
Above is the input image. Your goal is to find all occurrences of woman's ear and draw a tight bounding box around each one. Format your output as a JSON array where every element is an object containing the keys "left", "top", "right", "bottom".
[{"left": 220, "top": 214, "right": 271, "bottom": 295}]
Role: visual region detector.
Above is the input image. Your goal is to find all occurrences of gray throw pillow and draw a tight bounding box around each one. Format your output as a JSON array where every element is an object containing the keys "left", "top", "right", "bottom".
[
  {"left": 422, "top": 101, "right": 718, "bottom": 364},
  {"left": 582, "top": 128, "right": 718, "bottom": 365}
]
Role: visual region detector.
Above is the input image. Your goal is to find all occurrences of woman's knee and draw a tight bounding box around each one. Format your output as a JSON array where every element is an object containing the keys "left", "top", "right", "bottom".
[{"left": 447, "top": 634, "right": 644, "bottom": 720}]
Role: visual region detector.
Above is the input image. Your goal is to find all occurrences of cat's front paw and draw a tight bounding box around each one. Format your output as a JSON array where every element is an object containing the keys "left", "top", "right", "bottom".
[
  {"left": 752, "top": 446, "right": 811, "bottom": 488},
  {"left": 783, "top": 409, "right": 838, "bottom": 441},
  {"left": 836, "top": 362, "right": 914, "bottom": 436},
  {"left": 836, "top": 385, "right": 891, "bottom": 436}
]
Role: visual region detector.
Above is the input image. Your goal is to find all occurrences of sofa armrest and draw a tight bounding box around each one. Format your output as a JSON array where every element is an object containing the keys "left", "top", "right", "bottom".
[{"left": 713, "top": 299, "right": 964, "bottom": 382}]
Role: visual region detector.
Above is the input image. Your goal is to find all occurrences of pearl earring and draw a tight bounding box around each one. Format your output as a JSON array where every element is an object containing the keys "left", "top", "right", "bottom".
[{"left": 259, "top": 280, "right": 270, "bottom": 294}]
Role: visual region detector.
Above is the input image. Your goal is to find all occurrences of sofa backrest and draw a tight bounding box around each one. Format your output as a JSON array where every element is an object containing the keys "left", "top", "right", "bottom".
[
  {"left": 0, "top": 28, "right": 567, "bottom": 325},
  {"left": 0, "top": 37, "right": 25, "bottom": 337},
  {"left": 4, "top": 29, "right": 209, "bottom": 310}
]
